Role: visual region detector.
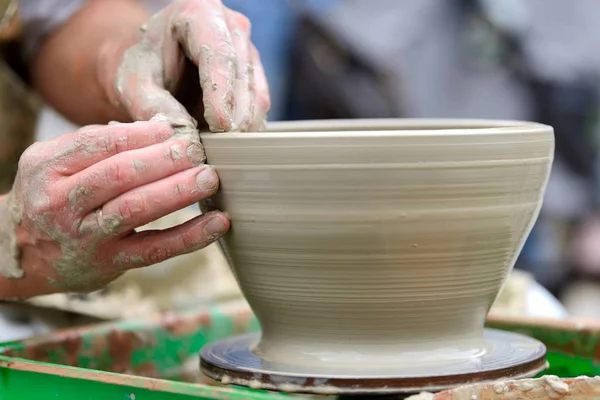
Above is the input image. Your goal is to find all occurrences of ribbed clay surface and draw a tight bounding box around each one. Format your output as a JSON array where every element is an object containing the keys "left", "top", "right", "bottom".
[{"left": 200, "top": 119, "right": 554, "bottom": 369}]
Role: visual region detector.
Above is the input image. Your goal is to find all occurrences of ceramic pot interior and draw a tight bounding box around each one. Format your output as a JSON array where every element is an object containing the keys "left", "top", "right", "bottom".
[{"left": 199, "top": 119, "right": 554, "bottom": 367}]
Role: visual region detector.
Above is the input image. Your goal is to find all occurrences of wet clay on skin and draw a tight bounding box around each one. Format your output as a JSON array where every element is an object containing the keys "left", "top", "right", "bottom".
[
  {"left": 0, "top": 119, "right": 220, "bottom": 293},
  {"left": 200, "top": 119, "right": 555, "bottom": 373},
  {"left": 0, "top": 0, "right": 270, "bottom": 291},
  {"left": 0, "top": 137, "right": 120, "bottom": 283},
  {"left": 0, "top": 130, "right": 127, "bottom": 289}
]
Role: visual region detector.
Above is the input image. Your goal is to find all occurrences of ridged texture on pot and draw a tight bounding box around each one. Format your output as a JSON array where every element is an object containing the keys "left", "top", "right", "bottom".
[{"left": 200, "top": 119, "right": 554, "bottom": 367}]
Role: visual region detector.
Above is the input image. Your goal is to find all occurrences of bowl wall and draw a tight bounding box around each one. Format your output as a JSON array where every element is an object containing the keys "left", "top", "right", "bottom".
[{"left": 200, "top": 119, "right": 554, "bottom": 363}]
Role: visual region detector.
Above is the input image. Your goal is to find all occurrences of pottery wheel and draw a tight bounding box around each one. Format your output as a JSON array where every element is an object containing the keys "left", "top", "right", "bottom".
[{"left": 200, "top": 329, "right": 547, "bottom": 395}]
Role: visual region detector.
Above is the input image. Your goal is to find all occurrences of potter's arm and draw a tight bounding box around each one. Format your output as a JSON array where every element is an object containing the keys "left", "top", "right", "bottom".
[
  {"left": 20, "top": 0, "right": 147, "bottom": 126},
  {"left": 0, "top": 0, "right": 268, "bottom": 299}
]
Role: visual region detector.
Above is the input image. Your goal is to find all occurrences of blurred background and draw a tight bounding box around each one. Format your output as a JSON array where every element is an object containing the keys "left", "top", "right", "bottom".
[{"left": 33, "top": 0, "right": 600, "bottom": 325}]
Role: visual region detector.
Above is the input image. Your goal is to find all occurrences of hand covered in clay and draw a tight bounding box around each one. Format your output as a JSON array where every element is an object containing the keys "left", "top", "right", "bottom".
[
  {"left": 0, "top": 121, "right": 229, "bottom": 296},
  {"left": 99, "top": 0, "right": 270, "bottom": 137}
]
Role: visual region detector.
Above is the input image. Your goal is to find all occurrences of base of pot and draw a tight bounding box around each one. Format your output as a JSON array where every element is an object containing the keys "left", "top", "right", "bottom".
[{"left": 200, "top": 329, "right": 548, "bottom": 395}]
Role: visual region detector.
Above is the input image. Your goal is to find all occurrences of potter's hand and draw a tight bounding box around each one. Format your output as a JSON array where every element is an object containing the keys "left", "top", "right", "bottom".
[
  {"left": 0, "top": 121, "right": 229, "bottom": 297},
  {"left": 98, "top": 0, "right": 270, "bottom": 136}
]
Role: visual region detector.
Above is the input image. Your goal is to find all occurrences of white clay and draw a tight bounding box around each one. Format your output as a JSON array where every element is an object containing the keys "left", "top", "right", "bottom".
[{"left": 200, "top": 118, "right": 555, "bottom": 375}]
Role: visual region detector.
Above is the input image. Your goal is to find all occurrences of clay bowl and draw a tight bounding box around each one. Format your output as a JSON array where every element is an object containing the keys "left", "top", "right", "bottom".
[{"left": 199, "top": 119, "right": 554, "bottom": 377}]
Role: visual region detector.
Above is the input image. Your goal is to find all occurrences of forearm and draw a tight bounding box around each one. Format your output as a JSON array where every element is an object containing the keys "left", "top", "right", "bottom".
[{"left": 29, "top": 0, "right": 150, "bottom": 126}]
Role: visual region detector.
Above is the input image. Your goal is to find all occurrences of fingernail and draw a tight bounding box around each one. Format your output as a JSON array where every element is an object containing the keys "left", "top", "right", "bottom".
[
  {"left": 204, "top": 215, "right": 227, "bottom": 238},
  {"left": 196, "top": 165, "right": 219, "bottom": 192},
  {"left": 187, "top": 143, "right": 205, "bottom": 165}
]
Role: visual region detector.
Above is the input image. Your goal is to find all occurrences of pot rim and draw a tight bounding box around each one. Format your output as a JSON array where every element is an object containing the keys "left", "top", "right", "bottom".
[{"left": 200, "top": 118, "right": 551, "bottom": 140}]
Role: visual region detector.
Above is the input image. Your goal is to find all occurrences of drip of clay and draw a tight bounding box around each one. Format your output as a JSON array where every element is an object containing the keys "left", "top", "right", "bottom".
[{"left": 199, "top": 119, "right": 554, "bottom": 394}]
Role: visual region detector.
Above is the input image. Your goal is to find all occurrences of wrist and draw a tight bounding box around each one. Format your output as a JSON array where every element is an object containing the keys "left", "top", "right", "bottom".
[
  {"left": 0, "top": 192, "right": 34, "bottom": 253},
  {"left": 96, "top": 35, "right": 135, "bottom": 122},
  {"left": 0, "top": 193, "right": 39, "bottom": 299},
  {"left": 93, "top": 0, "right": 150, "bottom": 123},
  {"left": 0, "top": 192, "right": 22, "bottom": 279},
  {"left": 0, "top": 193, "right": 62, "bottom": 298}
]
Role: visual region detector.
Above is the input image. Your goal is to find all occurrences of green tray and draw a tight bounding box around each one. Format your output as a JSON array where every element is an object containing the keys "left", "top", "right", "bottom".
[{"left": 0, "top": 301, "right": 599, "bottom": 399}]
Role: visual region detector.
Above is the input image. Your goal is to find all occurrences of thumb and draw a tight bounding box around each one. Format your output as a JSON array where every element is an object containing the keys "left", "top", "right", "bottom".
[{"left": 114, "top": 42, "right": 199, "bottom": 143}]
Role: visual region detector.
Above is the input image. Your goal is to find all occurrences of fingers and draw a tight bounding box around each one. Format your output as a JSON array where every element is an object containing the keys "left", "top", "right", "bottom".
[
  {"left": 172, "top": 0, "right": 237, "bottom": 132},
  {"left": 81, "top": 164, "right": 220, "bottom": 236},
  {"left": 110, "top": 211, "right": 230, "bottom": 269},
  {"left": 50, "top": 121, "right": 175, "bottom": 175},
  {"left": 249, "top": 44, "right": 270, "bottom": 131},
  {"left": 225, "top": 10, "right": 254, "bottom": 132},
  {"left": 64, "top": 139, "right": 205, "bottom": 214}
]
